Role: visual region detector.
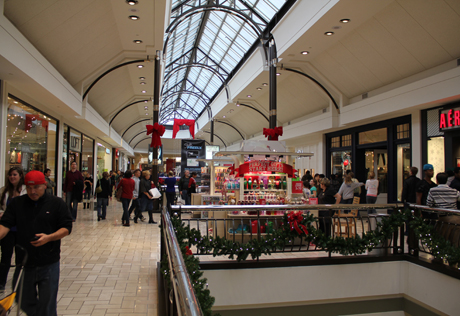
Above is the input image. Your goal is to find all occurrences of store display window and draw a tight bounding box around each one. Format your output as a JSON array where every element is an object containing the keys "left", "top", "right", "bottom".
[
  {"left": 6, "top": 95, "right": 58, "bottom": 182},
  {"left": 331, "top": 151, "right": 351, "bottom": 176},
  {"left": 96, "top": 142, "right": 112, "bottom": 179},
  {"left": 81, "top": 135, "right": 94, "bottom": 175}
]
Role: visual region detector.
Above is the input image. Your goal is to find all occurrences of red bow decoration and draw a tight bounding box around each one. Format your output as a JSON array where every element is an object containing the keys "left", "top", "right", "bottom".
[
  {"left": 185, "top": 246, "right": 193, "bottom": 256},
  {"left": 263, "top": 126, "right": 283, "bottom": 140},
  {"left": 287, "top": 211, "right": 308, "bottom": 236},
  {"left": 146, "top": 123, "right": 165, "bottom": 148},
  {"left": 172, "top": 119, "right": 195, "bottom": 139},
  {"left": 158, "top": 178, "right": 165, "bottom": 185}
]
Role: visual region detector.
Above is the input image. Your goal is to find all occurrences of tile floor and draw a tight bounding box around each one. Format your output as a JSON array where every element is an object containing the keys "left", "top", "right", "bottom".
[{"left": 3, "top": 200, "right": 161, "bottom": 316}]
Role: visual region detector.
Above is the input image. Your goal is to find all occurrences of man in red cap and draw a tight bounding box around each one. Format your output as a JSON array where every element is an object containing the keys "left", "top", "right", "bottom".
[{"left": 0, "top": 170, "right": 73, "bottom": 316}]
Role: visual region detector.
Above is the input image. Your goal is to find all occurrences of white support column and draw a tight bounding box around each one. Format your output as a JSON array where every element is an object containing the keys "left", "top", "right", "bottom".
[
  {"left": 93, "top": 140, "right": 98, "bottom": 194},
  {"left": 0, "top": 80, "right": 7, "bottom": 187},
  {"left": 411, "top": 111, "right": 422, "bottom": 170},
  {"left": 56, "top": 120, "right": 65, "bottom": 197}
]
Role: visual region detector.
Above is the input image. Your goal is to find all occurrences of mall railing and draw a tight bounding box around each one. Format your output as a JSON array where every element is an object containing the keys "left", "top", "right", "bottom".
[
  {"left": 159, "top": 209, "right": 202, "bottom": 316},
  {"left": 170, "top": 203, "right": 407, "bottom": 257}
]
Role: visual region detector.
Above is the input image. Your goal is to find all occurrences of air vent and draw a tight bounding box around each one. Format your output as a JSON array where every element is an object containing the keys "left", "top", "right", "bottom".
[
  {"left": 323, "top": 108, "right": 327, "bottom": 113},
  {"left": 457, "top": 58, "right": 460, "bottom": 66},
  {"left": 362, "top": 92, "right": 368, "bottom": 99}
]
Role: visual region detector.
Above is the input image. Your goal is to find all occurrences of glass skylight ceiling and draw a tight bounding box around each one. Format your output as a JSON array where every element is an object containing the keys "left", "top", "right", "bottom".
[{"left": 161, "top": 0, "right": 286, "bottom": 125}]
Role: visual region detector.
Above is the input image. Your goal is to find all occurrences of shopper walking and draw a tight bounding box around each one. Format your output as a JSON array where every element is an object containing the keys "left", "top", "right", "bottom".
[
  {"left": 96, "top": 172, "right": 112, "bottom": 221},
  {"left": 178, "top": 169, "right": 191, "bottom": 205},
  {"left": 335, "top": 173, "right": 364, "bottom": 204},
  {"left": 64, "top": 161, "right": 84, "bottom": 221},
  {"left": 139, "top": 170, "right": 157, "bottom": 224},
  {"left": 0, "top": 167, "right": 26, "bottom": 292},
  {"left": 117, "top": 170, "right": 135, "bottom": 227},
  {"left": 44, "top": 168, "right": 55, "bottom": 195},
  {"left": 426, "top": 172, "right": 460, "bottom": 212},
  {"left": 164, "top": 170, "right": 177, "bottom": 210},
  {"left": 128, "top": 169, "right": 143, "bottom": 223},
  {"left": 401, "top": 167, "right": 420, "bottom": 203},
  {"left": 0, "top": 170, "right": 73, "bottom": 316},
  {"left": 416, "top": 164, "right": 437, "bottom": 219},
  {"left": 309, "top": 179, "right": 317, "bottom": 198},
  {"left": 83, "top": 172, "right": 93, "bottom": 209},
  {"left": 365, "top": 172, "right": 379, "bottom": 214},
  {"left": 187, "top": 172, "right": 197, "bottom": 201},
  {"left": 317, "top": 178, "right": 336, "bottom": 237}
]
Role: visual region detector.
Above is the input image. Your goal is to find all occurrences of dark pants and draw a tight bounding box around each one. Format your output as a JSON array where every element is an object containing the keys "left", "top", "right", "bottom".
[
  {"left": 166, "top": 192, "right": 175, "bottom": 208},
  {"left": 318, "top": 211, "right": 332, "bottom": 237},
  {"left": 97, "top": 197, "right": 108, "bottom": 219},
  {"left": 129, "top": 199, "right": 142, "bottom": 220},
  {"left": 14, "top": 261, "right": 60, "bottom": 316},
  {"left": 181, "top": 190, "right": 190, "bottom": 205},
  {"left": 66, "top": 191, "right": 79, "bottom": 220},
  {"left": 83, "top": 190, "right": 91, "bottom": 208},
  {"left": 121, "top": 198, "right": 131, "bottom": 225},
  {"left": 0, "top": 231, "right": 16, "bottom": 287},
  {"left": 366, "top": 196, "right": 377, "bottom": 214}
]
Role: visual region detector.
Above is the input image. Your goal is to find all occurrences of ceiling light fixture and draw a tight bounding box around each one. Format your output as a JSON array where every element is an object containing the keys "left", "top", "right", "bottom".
[
  {"left": 262, "top": 83, "right": 268, "bottom": 86},
  {"left": 223, "top": 115, "right": 226, "bottom": 118},
  {"left": 325, "top": 31, "right": 334, "bottom": 36},
  {"left": 142, "top": 90, "right": 146, "bottom": 93},
  {"left": 236, "top": 102, "right": 240, "bottom": 107},
  {"left": 140, "top": 82, "right": 146, "bottom": 85},
  {"left": 276, "top": 73, "right": 281, "bottom": 76},
  {"left": 144, "top": 106, "right": 148, "bottom": 109},
  {"left": 247, "top": 95, "right": 252, "bottom": 98},
  {"left": 133, "top": 39, "right": 143, "bottom": 44},
  {"left": 129, "top": 15, "right": 139, "bottom": 20},
  {"left": 137, "top": 65, "right": 144, "bottom": 68},
  {"left": 126, "top": 0, "right": 138, "bottom": 5},
  {"left": 145, "top": 113, "right": 148, "bottom": 115},
  {"left": 256, "top": 87, "right": 262, "bottom": 90},
  {"left": 301, "top": 51, "right": 309, "bottom": 55},
  {"left": 340, "top": 19, "right": 350, "bottom": 23},
  {"left": 139, "top": 77, "right": 145, "bottom": 80}
]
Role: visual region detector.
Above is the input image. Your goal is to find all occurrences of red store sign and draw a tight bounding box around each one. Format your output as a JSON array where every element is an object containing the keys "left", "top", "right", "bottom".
[
  {"left": 439, "top": 108, "right": 460, "bottom": 131},
  {"left": 235, "top": 161, "right": 296, "bottom": 178}
]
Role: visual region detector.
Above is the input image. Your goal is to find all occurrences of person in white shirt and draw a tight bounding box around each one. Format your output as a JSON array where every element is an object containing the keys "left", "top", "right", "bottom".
[{"left": 365, "top": 171, "right": 379, "bottom": 214}]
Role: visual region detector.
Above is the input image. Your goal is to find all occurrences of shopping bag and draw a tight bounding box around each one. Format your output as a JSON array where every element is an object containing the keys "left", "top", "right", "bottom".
[
  {"left": 309, "top": 198, "right": 318, "bottom": 205},
  {"left": 149, "top": 188, "right": 161, "bottom": 199}
]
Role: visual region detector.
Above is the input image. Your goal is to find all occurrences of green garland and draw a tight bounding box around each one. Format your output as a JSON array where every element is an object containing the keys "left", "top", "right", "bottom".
[{"left": 162, "top": 209, "right": 460, "bottom": 315}]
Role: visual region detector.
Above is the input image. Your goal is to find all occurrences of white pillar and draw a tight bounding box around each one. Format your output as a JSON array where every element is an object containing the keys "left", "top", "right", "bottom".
[
  {"left": 56, "top": 120, "right": 65, "bottom": 197},
  {"left": 411, "top": 111, "right": 422, "bottom": 170},
  {"left": 0, "top": 80, "right": 7, "bottom": 188}
]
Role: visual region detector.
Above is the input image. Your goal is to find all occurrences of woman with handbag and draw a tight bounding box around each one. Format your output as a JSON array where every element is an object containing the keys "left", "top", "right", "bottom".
[
  {"left": 116, "top": 170, "right": 134, "bottom": 227},
  {"left": 95, "top": 172, "right": 112, "bottom": 221},
  {"left": 139, "top": 171, "right": 157, "bottom": 224}
]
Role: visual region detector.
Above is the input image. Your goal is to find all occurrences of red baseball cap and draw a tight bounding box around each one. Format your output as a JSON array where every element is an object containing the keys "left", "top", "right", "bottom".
[{"left": 24, "top": 170, "right": 46, "bottom": 185}]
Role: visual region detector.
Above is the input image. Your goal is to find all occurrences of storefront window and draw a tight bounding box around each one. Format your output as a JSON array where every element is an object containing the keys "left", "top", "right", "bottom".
[
  {"left": 6, "top": 96, "right": 58, "bottom": 182},
  {"left": 397, "top": 143, "right": 411, "bottom": 201},
  {"left": 81, "top": 135, "right": 94, "bottom": 176},
  {"left": 397, "top": 124, "right": 410, "bottom": 139},
  {"left": 342, "top": 134, "right": 352, "bottom": 147},
  {"left": 427, "top": 136, "right": 444, "bottom": 175},
  {"left": 96, "top": 142, "right": 112, "bottom": 179},
  {"left": 359, "top": 128, "right": 387, "bottom": 145},
  {"left": 331, "top": 137, "right": 340, "bottom": 148},
  {"left": 331, "top": 151, "right": 351, "bottom": 176}
]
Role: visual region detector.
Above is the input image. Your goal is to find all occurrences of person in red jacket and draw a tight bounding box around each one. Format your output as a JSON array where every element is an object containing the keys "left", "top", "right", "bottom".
[
  {"left": 117, "top": 170, "right": 135, "bottom": 227},
  {"left": 188, "top": 172, "right": 197, "bottom": 200}
]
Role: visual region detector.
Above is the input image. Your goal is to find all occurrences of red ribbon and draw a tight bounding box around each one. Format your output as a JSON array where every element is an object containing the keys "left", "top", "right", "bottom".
[
  {"left": 185, "top": 246, "right": 193, "bottom": 256},
  {"left": 172, "top": 119, "right": 195, "bottom": 139},
  {"left": 263, "top": 126, "right": 283, "bottom": 140},
  {"left": 146, "top": 123, "right": 165, "bottom": 148},
  {"left": 287, "top": 211, "right": 308, "bottom": 236}
]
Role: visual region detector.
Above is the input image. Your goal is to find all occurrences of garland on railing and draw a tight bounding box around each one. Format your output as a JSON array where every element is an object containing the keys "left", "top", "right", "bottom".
[{"left": 162, "top": 209, "right": 460, "bottom": 315}]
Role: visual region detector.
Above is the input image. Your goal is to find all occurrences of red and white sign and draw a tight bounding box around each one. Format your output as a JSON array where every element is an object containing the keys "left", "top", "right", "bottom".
[
  {"left": 235, "top": 161, "right": 296, "bottom": 178},
  {"left": 439, "top": 108, "right": 460, "bottom": 131},
  {"left": 292, "top": 181, "right": 303, "bottom": 194}
]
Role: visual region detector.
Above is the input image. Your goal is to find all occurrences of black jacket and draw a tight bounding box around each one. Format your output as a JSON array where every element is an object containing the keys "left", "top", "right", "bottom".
[
  {"left": 0, "top": 193, "right": 72, "bottom": 267},
  {"left": 401, "top": 175, "right": 421, "bottom": 203},
  {"left": 72, "top": 179, "right": 84, "bottom": 202},
  {"left": 96, "top": 178, "right": 112, "bottom": 199},
  {"left": 178, "top": 176, "right": 190, "bottom": 191}
]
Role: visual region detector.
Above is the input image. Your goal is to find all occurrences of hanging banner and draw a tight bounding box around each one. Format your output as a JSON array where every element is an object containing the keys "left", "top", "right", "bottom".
[
  {"left": 235, "top": 161, "right": 296, "bottom": 178},
  {"left": 181, "top": 140, "right": 205, "bottom": 183}
]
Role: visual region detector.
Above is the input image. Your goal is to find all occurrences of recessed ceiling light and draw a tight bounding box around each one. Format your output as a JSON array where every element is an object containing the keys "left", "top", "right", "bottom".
[
  {"left": 325, "top": 31, "right": 334, "bottom": 36},
  {"left": 236, "top": 103, "right": 240, "bottom": 107},
  {"left": 129, "top": 15, "right": 139, "bottom": 20},
  {"left": 145, "top": 113, "right": 148, "bottom": 115},
  {"left": 133, "top": 40, "right": 143, "bottom": 44},
  {"left": 262, "top": 83, "right": 268, "bottom": 86},
  {"left": 256, "top": 87, "right": 262, "bottom": 90},
  {"left": 301, "top": 51, "right": 309, "bottom": 55},
  {"left": 139, "top": 77, "right": 145, "bottom": 80},
  {"left": 140, "top": 82, "right": 146, "bottom": 85},
  {"left": 340, "top": 19, "right": 350, "bottom": 23},
  {"left": 126, "top": 0, "right": 138, "bottom": 5},
  {"left": 223, "top": 115, "right": 226, "bottom": 118},
  {"left": 144, "top": 106, "right": 148, "bottom": 109},
  {"left": 137, "top": 65, "right": 144, "bottom": 68},
  {"left": 247, "top": 95, "right": 252, "bottom": 98},
  {"left": 142, "top": 90, "right": 146, "bottom": 93},
  {"left": 276, "top": 73, "right": 281, "bottom": 76}
]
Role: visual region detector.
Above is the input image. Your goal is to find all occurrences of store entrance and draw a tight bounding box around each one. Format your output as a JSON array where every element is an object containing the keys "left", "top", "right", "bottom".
[{"left": 356, "top": 147, "right": 388, "bottom": 204}]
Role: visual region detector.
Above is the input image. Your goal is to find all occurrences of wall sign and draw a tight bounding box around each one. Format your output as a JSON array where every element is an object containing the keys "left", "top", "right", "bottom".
[
  {"left": 439, "top": 108, "right": 460, "bottom": 131},
  {"left": 69, "top": 130, "right": 81, "bottom": 152}
]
